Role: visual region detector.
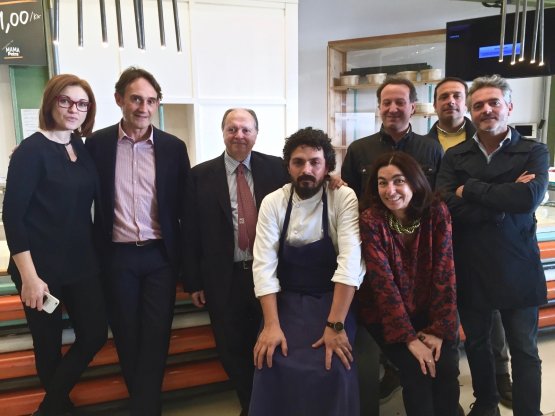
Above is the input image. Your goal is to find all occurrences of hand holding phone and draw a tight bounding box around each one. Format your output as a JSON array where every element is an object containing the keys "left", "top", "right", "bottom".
[{"left": 42, "top": 292, "right": 60, "bottom": 314}]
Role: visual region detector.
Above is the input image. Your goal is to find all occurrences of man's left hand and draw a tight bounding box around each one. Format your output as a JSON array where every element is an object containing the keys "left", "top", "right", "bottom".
[
  {"left": 312, "top": 327, "right": 353, "bottom": 370},
  {"left": 515, "top": 170, "right": 535, "bottom": 183}
]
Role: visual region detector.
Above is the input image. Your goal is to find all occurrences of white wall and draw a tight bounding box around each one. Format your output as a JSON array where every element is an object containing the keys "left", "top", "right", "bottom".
[
  {"left": 54, "top": 0, "right": 297, "bottom": 165},
  {"left": 0, "top": 0, "right": 297, "bottom": 173},
  {"left": 298, "top": 0, "right": 515, "bottom": 131}
]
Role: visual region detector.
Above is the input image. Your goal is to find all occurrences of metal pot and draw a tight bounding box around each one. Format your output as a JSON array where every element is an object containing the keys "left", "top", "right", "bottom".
[
  {"left": 366, "top": 73, "right": 387, "bottom": 85},
  {"left": 420, "top": 68, "right": 442, "bottom": 82}
]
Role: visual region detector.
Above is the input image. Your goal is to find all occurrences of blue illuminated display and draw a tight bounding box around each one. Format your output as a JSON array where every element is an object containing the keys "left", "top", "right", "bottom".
[{"left": 479, "top": 43, "right": 521, "bottom": 59}]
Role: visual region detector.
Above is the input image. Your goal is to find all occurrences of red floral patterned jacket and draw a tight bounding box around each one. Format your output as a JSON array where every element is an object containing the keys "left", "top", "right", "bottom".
[{"left": 358, "top": 200, "right": 458, "bottom": 344}]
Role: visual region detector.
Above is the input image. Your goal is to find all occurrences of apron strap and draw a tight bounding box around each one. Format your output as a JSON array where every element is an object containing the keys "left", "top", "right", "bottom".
[{"left": 279, "top": 184, "right": 329, "bottom": 249}]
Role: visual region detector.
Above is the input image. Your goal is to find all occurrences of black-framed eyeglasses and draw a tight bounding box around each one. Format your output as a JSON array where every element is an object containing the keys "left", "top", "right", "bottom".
[{"left": 56, "top": 95, "right": 90, "bottom": 112}]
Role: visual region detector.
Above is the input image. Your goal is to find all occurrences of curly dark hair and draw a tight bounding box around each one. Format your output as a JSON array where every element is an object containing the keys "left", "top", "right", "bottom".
[
  {"left": 359, "top": 151, "right": 433, "bottom": 221},
  {"left": 283, "top": 127, "right": 336, "bottom": 172}
]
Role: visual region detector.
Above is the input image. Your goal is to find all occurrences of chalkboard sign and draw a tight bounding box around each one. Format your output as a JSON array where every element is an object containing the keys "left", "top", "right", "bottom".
[{"left": 0, "top": 0, "right": 47, "bottom": 65}]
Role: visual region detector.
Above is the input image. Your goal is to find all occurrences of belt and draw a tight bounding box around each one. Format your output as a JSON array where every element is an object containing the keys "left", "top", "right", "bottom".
[
  {"left": 233, "top": 260, "right": 253, "bottom": 270},
  {"left": 115, "top": 239, "right": 161, "bottom": 247}
]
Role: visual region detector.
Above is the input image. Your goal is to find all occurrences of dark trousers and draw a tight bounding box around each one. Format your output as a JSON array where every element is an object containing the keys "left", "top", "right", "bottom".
[
  {"left": 459, "top": 306, "right": 542, "bottom": 416},
  {"left": 209, "top": 262, "right": 261, "bottom": 411},
  {"left": 368, "top": 325, "right": 460, "bottom": 416},
  {"left": 491, "top": 310, "right": 510, "bottom": 375},
  {"left": 20, "top": 277, "right": 107, "bottom": 415},
  {"left": 354, "top": 326, "right": 380, "bottom": 416},
  {"left": 107, "top": 241, "right": 176, "bottom": 416}
]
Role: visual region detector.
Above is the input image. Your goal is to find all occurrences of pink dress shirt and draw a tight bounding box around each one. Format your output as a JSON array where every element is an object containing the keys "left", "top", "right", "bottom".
[{"left": 112, "top": 122, "right": 162, "bottom": 242}]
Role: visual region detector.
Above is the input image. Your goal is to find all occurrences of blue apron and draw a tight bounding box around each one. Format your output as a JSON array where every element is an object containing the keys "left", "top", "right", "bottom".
[{"left": 249, "top": 186, "right": 359, "bottom": 416}]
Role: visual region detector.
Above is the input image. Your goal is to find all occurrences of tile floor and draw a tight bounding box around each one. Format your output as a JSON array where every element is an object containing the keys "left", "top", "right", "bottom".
[{"left": 159, "top": 330, "right": 555, "bottom": 416}]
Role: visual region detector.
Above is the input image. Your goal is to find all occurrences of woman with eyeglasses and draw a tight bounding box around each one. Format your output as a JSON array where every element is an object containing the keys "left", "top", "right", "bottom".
[
  {"left": 357, "top": 151, "right": 460, "bottom": 416},
  {"left": 3, "top": 74, "right": 107, "bottom": 416}
]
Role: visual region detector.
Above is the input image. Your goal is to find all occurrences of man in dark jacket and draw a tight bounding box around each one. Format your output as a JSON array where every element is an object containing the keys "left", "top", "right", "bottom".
[
  {"left": 429, "top": 76, "right": 513, "bottom": 408},
  {"left": 437, "top": 74, "right": 548, "bottom": 416},
  {"left": 341, "top": 76, "right": 443, "bottom": 197},
  {"left": 86, "top": 67, "right": 190, "bottom": 415},
  {"left": 183, "top": 109, "right": 289, "bottom": 415}
]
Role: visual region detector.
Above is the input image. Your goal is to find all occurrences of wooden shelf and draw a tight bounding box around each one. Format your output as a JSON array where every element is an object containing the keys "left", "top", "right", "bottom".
[
  {"left": 330, "top": 112, "right": 436, "bottom": 120},
  {"left": 333, "top": 80, "right": 439, "bottom": 91},
  {"left": 327, "top": 29, "right": 446, "bottom": 155},
  {"left": 328, "top": 29, "right": 445, "bottom": 53}
]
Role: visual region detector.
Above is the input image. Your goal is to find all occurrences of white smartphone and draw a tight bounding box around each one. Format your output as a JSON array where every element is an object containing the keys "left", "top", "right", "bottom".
[{"left": 42, "top": 292, "right": 60, "bottom": 314}]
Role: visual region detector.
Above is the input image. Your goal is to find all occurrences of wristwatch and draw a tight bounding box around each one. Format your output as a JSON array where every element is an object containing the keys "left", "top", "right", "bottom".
[{"left": 326, "top": 321, "right": 344, "bottom": 332}]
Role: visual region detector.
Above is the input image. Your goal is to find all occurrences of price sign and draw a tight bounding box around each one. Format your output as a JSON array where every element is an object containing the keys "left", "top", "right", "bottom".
[{"left": 0, "top": 0, "right": 47, "bottom": 65}]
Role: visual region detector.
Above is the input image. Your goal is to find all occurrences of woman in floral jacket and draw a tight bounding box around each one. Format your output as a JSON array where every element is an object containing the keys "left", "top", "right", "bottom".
[{"left": 358, "top": 151, "right": 459, "bottom": 416}]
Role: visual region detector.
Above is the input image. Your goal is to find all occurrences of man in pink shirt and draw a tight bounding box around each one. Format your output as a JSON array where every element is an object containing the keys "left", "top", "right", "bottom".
[{"left": 86, "top": 67, "right": 190, "bottom": 416}]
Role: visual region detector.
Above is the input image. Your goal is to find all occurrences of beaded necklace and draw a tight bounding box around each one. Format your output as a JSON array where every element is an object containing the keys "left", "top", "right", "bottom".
[{"left": 387, "top": 212, "right": 421, "bottom": 235}]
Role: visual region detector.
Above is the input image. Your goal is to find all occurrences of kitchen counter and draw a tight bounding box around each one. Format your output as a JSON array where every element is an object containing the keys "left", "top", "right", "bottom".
[{"left": 536, "top": 204, "right": 555, "bottom": 240}]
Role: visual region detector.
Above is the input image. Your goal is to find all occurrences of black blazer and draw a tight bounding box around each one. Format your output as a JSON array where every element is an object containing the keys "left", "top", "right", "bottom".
[
  {"left": 436, "top": 128, "right": 548, "bottom": 309},
  {"left": 183, "top": 151, "right": 288, "bottom": 317},
  {"left": 85, "top": 123, "right": 190, "bottom": 273}
]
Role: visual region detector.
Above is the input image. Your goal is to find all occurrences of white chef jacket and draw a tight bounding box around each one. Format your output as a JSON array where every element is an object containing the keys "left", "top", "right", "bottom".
[{"left": 253, "top": 183, "right": 366, "bottom": 298}]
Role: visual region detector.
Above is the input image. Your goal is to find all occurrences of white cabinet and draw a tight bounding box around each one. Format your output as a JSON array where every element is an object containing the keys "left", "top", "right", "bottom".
[{"left": 55, "top": 0, "right": 298, "bottom": 165}]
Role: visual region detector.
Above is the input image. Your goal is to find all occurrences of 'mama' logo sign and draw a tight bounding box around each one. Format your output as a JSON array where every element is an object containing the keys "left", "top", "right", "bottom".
[{"left": 0, "top": 0, "right": 46, "bottom": 65}]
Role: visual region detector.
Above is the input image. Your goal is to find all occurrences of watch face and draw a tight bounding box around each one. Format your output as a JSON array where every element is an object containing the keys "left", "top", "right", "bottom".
[{"left": 328, "top": 321, "right": 344, "bottom": 331}]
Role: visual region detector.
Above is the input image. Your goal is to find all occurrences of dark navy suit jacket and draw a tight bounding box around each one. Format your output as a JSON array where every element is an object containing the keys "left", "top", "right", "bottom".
[
  {"left": 85, "top": 123, "right": 190, "bottom": 274},
  {"left": 436, "top": 128, "right": 548, "bottom": 309},
  {"left": 183, "top": 150, "right": 288, "bottom": 317}
]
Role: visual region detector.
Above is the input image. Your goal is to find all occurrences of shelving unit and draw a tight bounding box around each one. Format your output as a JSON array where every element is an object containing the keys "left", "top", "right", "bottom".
[
  {"left": 332, "top": 80, "right": 440, "bottom": 92},
  {"left": 327, "top": 29, "right": 446, "bottom": 169}
]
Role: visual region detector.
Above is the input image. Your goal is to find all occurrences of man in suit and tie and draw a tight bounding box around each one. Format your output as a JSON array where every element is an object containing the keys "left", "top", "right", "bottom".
[
  {"left": 85, "top": 67, "right": 190, "bottom": 415},
  {"left": 184, "top": 108, "right": 288, "bottom": 415}
]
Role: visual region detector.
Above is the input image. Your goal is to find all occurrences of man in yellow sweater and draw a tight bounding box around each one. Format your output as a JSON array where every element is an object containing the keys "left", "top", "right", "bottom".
[{"left": 428, "top": 76, "right": 475, "bottom": 150}]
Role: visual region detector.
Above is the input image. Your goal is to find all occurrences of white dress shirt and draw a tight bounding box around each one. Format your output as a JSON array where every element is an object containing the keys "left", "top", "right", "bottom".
[{"left": 253, "top": 183, "right": 365, "bottom": 298}]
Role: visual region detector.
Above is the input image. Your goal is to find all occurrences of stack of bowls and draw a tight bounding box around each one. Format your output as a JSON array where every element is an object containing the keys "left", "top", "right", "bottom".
[
  {"left": 366, "top": 73, "right": 387, "bottom": 85},
  {"left": 340, "top": 75, "right": 360, "bottom": 86},
  {"left": 420, "top": 68, "right": 442, "bottom": 82},
  {"left": 396, "top": 70, "right": 418, "bottom": 81}
]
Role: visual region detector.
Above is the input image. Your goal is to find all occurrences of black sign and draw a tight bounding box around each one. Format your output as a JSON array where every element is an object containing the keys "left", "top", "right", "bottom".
[{"left": 0, "top": 0, "right": 47, "bottom": 65}]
